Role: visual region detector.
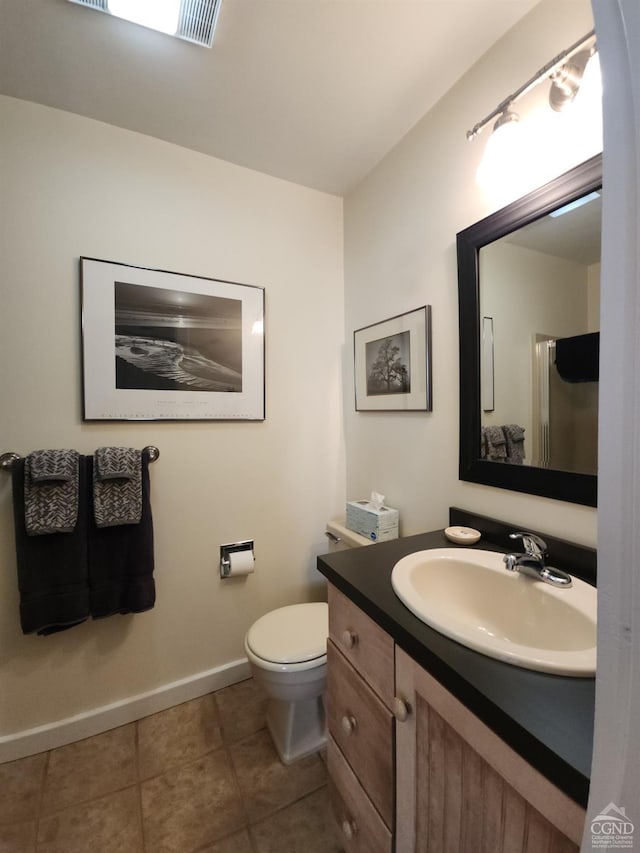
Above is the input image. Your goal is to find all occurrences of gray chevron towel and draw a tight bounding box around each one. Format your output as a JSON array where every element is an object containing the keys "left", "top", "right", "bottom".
[
  {"left": 503, "top": 424, "right": 526, "bottom": 464},
  {"left": 29, "top": 449, "right": 77, "bottom": 483},
  {"left": 95, "top": 446, "right": 139, "bottom": 480},
  {"left": 93, "top": 447, "right": 142, "bottom": 527},
  {"left": 484, "top": 426, "right": 507, "bottom": 461},
  {"left": 24, "top": 450, "right": 80, "bottom": 536}
]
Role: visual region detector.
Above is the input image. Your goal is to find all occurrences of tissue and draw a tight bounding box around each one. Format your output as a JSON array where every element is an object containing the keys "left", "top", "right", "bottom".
[
  {"left": 370, "top": 491, "right": 385, "bottom": 511},
  {"left": 346, "top": 493, "right": 399, "bottom": 542},
  {"left": 226, "top": 550, "right": 255, "bottom": 576}
]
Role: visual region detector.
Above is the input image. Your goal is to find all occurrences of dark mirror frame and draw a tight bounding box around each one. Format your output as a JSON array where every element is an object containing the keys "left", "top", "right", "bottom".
[{"left": 457, "top": 153, "right": 601, "bottom": 507}]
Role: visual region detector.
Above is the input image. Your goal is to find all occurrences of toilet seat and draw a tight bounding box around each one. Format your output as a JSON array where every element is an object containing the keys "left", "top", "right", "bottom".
[{"left": 245, "top": 602, "right": 328, "bottom": 672}]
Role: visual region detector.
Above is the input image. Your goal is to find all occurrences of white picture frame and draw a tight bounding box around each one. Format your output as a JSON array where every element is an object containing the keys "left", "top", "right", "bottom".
[
  {"left": 354, "top": 306, "right": 432, "bottom": 412},
  {"left": 81, "top": 257, "right": 265, "bottom": 421}
]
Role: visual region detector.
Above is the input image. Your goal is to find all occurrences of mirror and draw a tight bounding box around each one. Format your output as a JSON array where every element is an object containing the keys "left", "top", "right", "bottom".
[{"left": 457, "top": 154, "right": 601, "bottom": 507}]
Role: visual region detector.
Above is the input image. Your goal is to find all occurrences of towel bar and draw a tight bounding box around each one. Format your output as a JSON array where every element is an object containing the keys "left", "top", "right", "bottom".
[{"left": 0, "top": 446, "right": 160, "bottom": 472}]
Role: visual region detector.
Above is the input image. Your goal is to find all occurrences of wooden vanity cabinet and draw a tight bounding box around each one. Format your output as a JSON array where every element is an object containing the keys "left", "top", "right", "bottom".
[
  {"left": 327, "top": 584, "right": 395, "bottom": 852},
  {"left": 328, "top": 582, "right": 394, "bottom": 706},
  {"left": 326, "top": 583, "right": 586, "bottom": 853},
  {"left": 327, "top": 730, "right": 392, "bottom": 853},
  {"left": 395, "top": 647, "right": 584, "bottom": 852}
]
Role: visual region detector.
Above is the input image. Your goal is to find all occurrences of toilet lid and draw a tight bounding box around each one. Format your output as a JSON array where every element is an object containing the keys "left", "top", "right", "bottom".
[{"left": 246, "top": 602, "right": 328, "bottom": 665}]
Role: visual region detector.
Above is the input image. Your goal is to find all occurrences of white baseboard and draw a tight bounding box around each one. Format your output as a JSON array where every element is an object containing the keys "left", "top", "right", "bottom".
[{"left": 0, "top": 657, "right": 251, "bottom": 764}]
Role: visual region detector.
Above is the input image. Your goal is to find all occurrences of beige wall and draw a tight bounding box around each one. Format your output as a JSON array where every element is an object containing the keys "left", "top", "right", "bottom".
[
  {"left": 0, "top": 96, "right": 345, "bottom": 739},
  {"left": 343, "top": 0, "right": 599, "bottom": 544}
]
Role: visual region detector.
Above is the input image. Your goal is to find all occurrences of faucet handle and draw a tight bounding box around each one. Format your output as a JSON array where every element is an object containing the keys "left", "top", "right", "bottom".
[
  {"left": 508, "top": 531, "right": 547, "bottom": 559},
  {"left": 503, "top": 553, "right": 518, "bottom": 572}
]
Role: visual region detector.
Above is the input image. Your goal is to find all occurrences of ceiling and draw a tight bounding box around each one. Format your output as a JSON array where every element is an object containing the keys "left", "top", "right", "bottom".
[
  {"left": 0, "top": 0, "right": 540, "bottom": 196},
  {"left": 506, "top": 193, "right": 602, "bottom": 265}
]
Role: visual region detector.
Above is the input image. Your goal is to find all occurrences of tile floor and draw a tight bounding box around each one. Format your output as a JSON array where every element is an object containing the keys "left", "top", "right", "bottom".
[{"left": 0, "top": 678, "right": 342, "bottom": 853}]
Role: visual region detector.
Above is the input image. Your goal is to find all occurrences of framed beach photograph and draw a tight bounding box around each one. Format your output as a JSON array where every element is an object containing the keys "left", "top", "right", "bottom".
[
  {"left": 81, "top": 257, "right": 265, "bottom": 420},
  {"left": 354, "top": 306, "right": 432, "bottom": 411}
]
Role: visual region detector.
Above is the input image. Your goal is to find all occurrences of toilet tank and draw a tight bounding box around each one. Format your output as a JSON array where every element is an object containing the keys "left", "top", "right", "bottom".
[{"left": 325, "top": 519, "right": 375, "bottom": 552}]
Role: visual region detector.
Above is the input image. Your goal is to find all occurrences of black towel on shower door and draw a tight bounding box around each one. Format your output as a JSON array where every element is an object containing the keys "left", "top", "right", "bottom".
[
  {"left": 87, "top": 453, "right": 155, "bottom": 618},
  {"left": 555, "top": 332, "right": 600, "bottom": 382},
  {"left": 11, "top": 457, "right": 90, "bottom": 635}
]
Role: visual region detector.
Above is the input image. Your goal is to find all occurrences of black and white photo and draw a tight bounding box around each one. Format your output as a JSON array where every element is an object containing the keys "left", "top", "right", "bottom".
[
  {"left": 114, "top": 282, "right": 243, "bottom": 393},
  {"left": 354, "top": 306, "right": 432, "bottom": 411},
  {"left": 81, "top": 258, "right": 265, "bottom": 420},
  {"left": 365, "top": 331, "right": 411, "bottom": 396}
]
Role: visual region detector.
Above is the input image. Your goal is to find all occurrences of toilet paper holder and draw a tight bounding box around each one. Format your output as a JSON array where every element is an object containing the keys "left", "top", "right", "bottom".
[{"left": 220, "top": 540, "right": 255, "bottom": 577}]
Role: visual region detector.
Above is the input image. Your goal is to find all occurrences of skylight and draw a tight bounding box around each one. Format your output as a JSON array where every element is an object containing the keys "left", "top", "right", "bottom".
[
  {"left": 68, "top": 0, "right": 221, "bottom": 48},
  {"left": 108, "top": 0, "right": 181, "bottom": 35},
  {"left": 549, "top": 191, "right": 601, "bottom": 218}
]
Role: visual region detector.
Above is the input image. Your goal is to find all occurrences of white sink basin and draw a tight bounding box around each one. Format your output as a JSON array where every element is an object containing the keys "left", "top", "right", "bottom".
[{"left": 391, "top": 548, "right": 596, "bottom": 676}]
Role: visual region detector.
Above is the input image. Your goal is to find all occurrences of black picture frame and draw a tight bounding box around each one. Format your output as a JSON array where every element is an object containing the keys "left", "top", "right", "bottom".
[{"left": 456, "top": 154, "right": 601, "bottom": 507}]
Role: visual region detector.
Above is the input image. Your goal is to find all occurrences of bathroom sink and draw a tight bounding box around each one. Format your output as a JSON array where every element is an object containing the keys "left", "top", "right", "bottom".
[{"left": 391, "top": 548, "right": 596, "bottom": 676}]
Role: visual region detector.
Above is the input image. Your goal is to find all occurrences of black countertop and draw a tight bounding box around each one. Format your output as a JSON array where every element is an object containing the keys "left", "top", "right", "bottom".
[{"left": 317, "top": 528, "right": 594, "bottom": 808}]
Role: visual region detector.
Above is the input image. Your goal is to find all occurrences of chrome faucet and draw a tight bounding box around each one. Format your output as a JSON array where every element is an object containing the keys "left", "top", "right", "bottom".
[{"left": 503, "top": 532, "right": 572, "bottom": 587}]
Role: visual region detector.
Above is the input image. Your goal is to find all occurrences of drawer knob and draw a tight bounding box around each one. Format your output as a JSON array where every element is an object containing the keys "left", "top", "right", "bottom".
[
  {"left": 393, "top": 696, "right": 411, "bottom": 722},
  {"left": 341, "top": 818, "right": 358, "bottom": 839},
  {"left": 342, "top": 629, "right": 358, "bottom": 649},
  {"left": 341, "top": 714, "right": 357, "bottom": 735}
]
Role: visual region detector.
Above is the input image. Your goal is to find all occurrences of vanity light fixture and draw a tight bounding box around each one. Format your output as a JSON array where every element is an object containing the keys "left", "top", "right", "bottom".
[
  {"left": 67, "top": 0, "right": 222, "bottom": 48},
  {"left": 466, "top": 30, "right": 597, "bottom": 141}
]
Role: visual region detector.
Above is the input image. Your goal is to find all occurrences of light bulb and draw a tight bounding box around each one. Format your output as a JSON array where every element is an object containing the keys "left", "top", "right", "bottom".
[
  {"left": 576, "top": 52, "right": 602, "bottom": 108},
  {"left": 476, "top": 112, "right": 526, "bottom": 199},
  {"left": 568, "top": 51, "right": 603, "bottom": 161}
]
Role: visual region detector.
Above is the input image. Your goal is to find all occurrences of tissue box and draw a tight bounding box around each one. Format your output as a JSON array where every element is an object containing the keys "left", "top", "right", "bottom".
[{"left": 346, "top": 500, "right": 399, "bottom": 542}]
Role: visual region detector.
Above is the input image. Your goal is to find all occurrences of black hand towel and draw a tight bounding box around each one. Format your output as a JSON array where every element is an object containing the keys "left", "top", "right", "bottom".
[
  {"left": 11, "top": 457, "right": 90, "bottom": 635},
  {"left": 87, "top": 453, "right": 155, "bottom": 618}
]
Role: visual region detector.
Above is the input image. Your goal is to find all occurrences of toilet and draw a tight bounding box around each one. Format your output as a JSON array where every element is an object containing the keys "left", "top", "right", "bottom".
[
  {"left": 244, "top": 520, "right": 373, "bottom": 765},
  {"left": 244, "top": 602, "right": 329, "bottom": 764}
]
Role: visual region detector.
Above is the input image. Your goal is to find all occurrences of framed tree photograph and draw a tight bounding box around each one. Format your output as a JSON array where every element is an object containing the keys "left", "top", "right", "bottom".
[
  {"left": 354, "top": 306, "right": 432, "bottom": 411},
  {"left": 81, "top": 257, "right": 265, "bottom": 421}
]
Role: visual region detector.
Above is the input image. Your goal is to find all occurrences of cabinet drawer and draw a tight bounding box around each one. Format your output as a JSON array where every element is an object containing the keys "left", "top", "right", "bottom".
[
  {"left": 328, "top": 584, "right": 394, "bottom": 709},
  {"left": 327, "top": 640, "right": 394, "bottom": 827},
  {"left": 328, "top": 736, "right": 392, "bottom": 853}
]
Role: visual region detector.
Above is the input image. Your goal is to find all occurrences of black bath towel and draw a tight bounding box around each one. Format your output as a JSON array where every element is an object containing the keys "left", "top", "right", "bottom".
[
  {"left": 87, "top": 454, "right": 155, "bottom": 618},
  {"left": 11, "top": 457, "right": 90, "bottom": 635}
]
